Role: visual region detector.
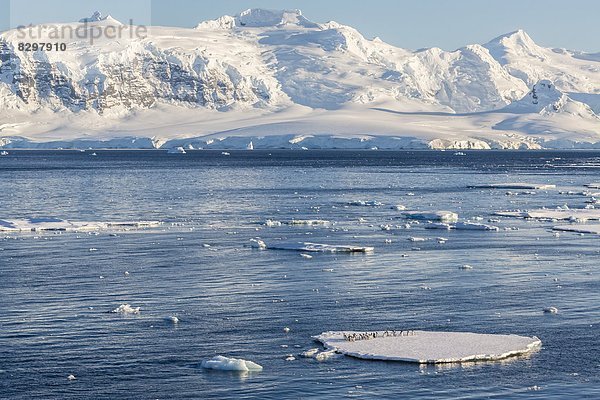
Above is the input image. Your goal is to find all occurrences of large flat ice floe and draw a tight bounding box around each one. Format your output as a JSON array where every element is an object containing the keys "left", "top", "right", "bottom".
[
  {"left": 0, "top": 218, "right": 162, "bottom": 232},
  {"left": 470, "top": 183, "right": 556, "bottom": 190},
  {"left": 201, "top": 356, "right": 263, "bottom": 372},
  {"left": 250, "top": 239, "right": 373, "bottom": 253},
  {"left": 496, "top": 209, "right": 600, "bottom": 221},
  {"left": 425, "top": 222, "right": 500, "bottom": 231},
  {"left": 400, "top": 211, "right": 459, "bottom": 223},
  {"left": 553, "top": 224, "right": 600, "bottom": 235},
  {"left": 314, "top": 331, "right": 541, "bottom": 364}
]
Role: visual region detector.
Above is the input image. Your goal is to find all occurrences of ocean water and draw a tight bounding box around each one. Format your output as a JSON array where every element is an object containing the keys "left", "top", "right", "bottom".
[{"left": 0, "top": 150, "right": 599, "bottom": 399}]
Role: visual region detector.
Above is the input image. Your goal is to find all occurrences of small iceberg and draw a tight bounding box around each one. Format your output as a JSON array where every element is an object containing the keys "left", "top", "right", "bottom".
[
  {"left": 251, "top": 240, "right": 373, "bottom": 253},
  {"left": 112, "top": 304, "right": 140, "bottom": 314},
  {"left": 314, "top": 330, "right": 541, "bottom": 364},
  {"left": 401, "top": 211, "right": 458, "bottom": 223},
  {"left": 0, "top": 151, "right": 8, "bottom": 156},
  {"left": 470, "top": 183, "right": 555, "bottom": 190},
  {"left": 201, "top": 356, "right": 263, "bottom": 372}
]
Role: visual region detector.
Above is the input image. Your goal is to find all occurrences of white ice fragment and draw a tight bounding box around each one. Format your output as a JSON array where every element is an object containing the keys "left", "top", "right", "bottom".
[
  {"left": 257, "top": 241, "right": 374, "bottom": 253},
  {"left": 347, "top": 200, "right": 384, "bottom": 207},
  {"left": 543, "top": 307, "right": 559, "bottom": 314},
  {"left": 392, "top": 205, "right": 407, "bottom": 211},
  {"left": 112, "top": 304, "right": 140, "bottom": 314},
  {"left": 167, "top": 316, "right": 180, "bottom": 324},
  {"left": 585, "top": 183, "right": 600, "bottom": 189},
  {"left": 408, "top": 237, "right": 426, "bottom": 242},
  {"left": 0, "top": 218, "right": 161, "bottom": 232},
  {"left": 314, "top": 330, "right": 541, "bottom": 363},
  {"left": 285, "top": 355, "right": 296, "bottom": 361},
  {"left": 250, "top": 239, "right": 267, "bottom": 250},
  {"left": 201, "top": 356, "right": 263, "bottom": 372},
  {"left": 221, "top": 152, "right": 231, "bottom": 156},
  {"left": 459, "top": 264, "right": 473, "bottom": 270},
  {"left": 167, "top": 146, "right": 187, "bottom": 154},
  {"left": 315, "top": 349, "right": 338, "bottom": 361},
  {"left": 67, "top": 374, "right": 76, "bottom": 381},
  {"left": 401, "top": 211, "right": 458, "bottom": 223},
  {"left": 496, "top": 209, "right": 600, "bottom": 221},
  {"left": 300, "top": 253, "right": 313, "bottom": 259},
  {"left": 283, "top": 327, "right": 291, "bottom": 333},
  {"left": 300, "top": 348, "right": 320, "bottom": 358},
  {"left": 454, "top": 222, "right": 500, "bottom": 231}
]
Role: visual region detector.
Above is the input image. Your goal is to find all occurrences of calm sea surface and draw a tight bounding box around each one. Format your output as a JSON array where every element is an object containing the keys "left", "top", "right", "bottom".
[{"left": 0, "top": 150, "right": 599, "bottom": 399}]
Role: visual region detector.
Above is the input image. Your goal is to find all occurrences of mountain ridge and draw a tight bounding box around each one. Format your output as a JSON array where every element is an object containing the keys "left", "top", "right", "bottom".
[{"left": 0, "top": 8, "right": 598, "bottom": 150}]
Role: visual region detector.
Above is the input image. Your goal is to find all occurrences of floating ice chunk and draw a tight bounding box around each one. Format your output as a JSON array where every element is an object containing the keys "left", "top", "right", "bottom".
[
  {"left": 287, "top": 219, "right": 330, "bottom": 226},
  {"left": 0, "top": 218, "right": 161, "bottom": 232},
  {"left": 454, "top": 222, "right": 500, "bottom": 231},
  {"left": 553, "top": 224, "right": 600, "bottom": 235},
  {"left": 401, "top": 211, "right": 458, "bottom": 223},
  {"left": 67, "top": 374, "right": 76, "bottom": 381},
  {"left": 408, "top": 237, "right": 426, "bottom": 242},
  {"left": 112, "top": 304, "right": 140, "bottom": 314},
  {"left": 470, "top": 183, "right": 556, "bottom": 190},
  {"left": 263, "top": 219, "right": 330, "bottom": 226},
  {"left": 459, "top": 264, "right": 473, "bottom": 270},
  {"left": 543, "top": 307, "right": 559, "bottom": 314},
  {"left": 392, "top": 205, "right": 407, "bottom": 211},
  {"left": 425, "top": 223, "right": 452, "bottom": 230},
  {"left": 285, "top": 355, "right": 296, "bottom": 361},
  {"left": 201, "top": 356, "right": 263, "bottom": 372},
  {"left": 314, "top": 330, "right": 541, "bottom": 364},
  {"left": 348, "top": 200, "right": 384, "bottom": 207},
  {"left": 167, "top": 316, "right": 180, "bottom": 324},
  {"left": 300, "top": 348, "right": 320, "bottom": 358},
  {"left": 283, "top": 327, "right": 290, "bottom": 333},
  {"left": 315, "top": 349, "right": 338, "bottom": 361},
  {"left": 221, "top": 152, "right": 231, "bottom": 156},
  {"left": 300, "top": 253, "right": 313, "bottom": 259},
  {"left": 0, "top": 151, "right": 8, "bottom": 156},
  {"left": 585, "top": 183, "right": 600, "bottom": 189},
  {"left": 257, "top": 241, "right": 374, "bottom": 253},
  {"left": 496, "top": 209, "right": 600, "bottom": 221},
  {"left": 250, "top": 239, "right": 267, "bottom": 249}
]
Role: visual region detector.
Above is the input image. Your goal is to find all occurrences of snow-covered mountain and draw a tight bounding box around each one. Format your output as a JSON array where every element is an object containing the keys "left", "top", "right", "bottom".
[{"left": 0, "top": 9, "right": 598, "bottom": 149}]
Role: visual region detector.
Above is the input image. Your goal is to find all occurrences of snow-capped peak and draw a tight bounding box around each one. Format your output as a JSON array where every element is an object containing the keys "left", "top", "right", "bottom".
[
  {"left": 78, "top": 11, "right": 121, "bottom": 25},
  {"left": 196, "top": 8, "right": 318, "bottom": 30},
  {"left": 483, "top": 29, "right": 545, "bottom": 65}
]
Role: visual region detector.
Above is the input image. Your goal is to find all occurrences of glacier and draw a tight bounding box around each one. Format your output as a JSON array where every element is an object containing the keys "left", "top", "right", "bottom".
[{"left": 0, "top": 9, "right": 599, "bottom": 150}]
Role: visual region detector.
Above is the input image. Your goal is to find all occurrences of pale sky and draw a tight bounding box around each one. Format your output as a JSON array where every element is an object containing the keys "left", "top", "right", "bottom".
[{"left": 2, "top": 0, "right": 599, "bottom": 52}]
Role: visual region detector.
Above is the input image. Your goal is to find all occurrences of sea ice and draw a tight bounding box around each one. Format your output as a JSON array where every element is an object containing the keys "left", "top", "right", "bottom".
[
  {"left": 401, "top": 211, "right": 459, "bottom": 223},
  {"left": 112, "top": 304, "right": 140, "bottom": 314},
  {"left": 496, "top": 209, "right": 600, "bottom": 221},
  {"left": 201, "top": 356, "right": 263, "bottom": 372},
  {"left": 585, "top": 183, "right": 600, "bottom": 189},
  {"left": 347, "top": 200, "right": 384, "bottom": 207},
  {"left": 263, "top": 219, "right": 330, "bottom": 226},
  {"left": 167, "top": 146, "right": 187, "bottom": 154},
  {"left": 253, "top": 241, "right": 374, "bottom": 253},
  {"left": 470, "top": 183, "right": 556, "bottom": 190},
  {"left": 543, "top": 307, "right": 559, "bottom": 314},
  {"left": 552, "top": 224, "right": 600, "bottom": 235},
  {"left": 0, "top": 218, "right": 161, "bottom": 232},
  {"left": 314, "top": 330, "right": 541, "bottom": 363},
  {"left": 425, "top": 222, "right": 499, "bottom": 230}
]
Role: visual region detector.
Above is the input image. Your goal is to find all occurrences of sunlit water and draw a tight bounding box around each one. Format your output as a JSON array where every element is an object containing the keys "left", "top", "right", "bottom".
[{"left": 0, "top": 150, "right": 599, "bottom": 399}]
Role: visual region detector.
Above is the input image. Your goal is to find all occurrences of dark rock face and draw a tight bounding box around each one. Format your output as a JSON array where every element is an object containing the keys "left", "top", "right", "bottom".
[{"left": 0, "top": 42, "right": 275, "bottom": 112}]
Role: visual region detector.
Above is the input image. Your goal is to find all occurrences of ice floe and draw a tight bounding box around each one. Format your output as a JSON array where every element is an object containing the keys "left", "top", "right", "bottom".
[
  {"left": 400, "top": 211, "right": 459, "bottom": 223},
  {"left": 543, "top": 307, "right": 559, "bottom": 314},
  {"left": 496, "top": 209, "right": 600, "bottom": 221},
  {"left": 263, "top": 219, "right": 330, "bottom": 227},
  {"left": 314, "top": 330, "right": 541, "bottom": 364},
  {"left": 201, "top": 356, "right": 263, "bottom": 372},
  {"left": 347, "top": 200, "right": 384, "bottom": 207},
  {"left": 585, "top": 183, "right": 600, "bottom": 189},
  {"left": 470, "top": 183, "right": 556, "bottom": 190},
  {"left": 112, "top": 304, "right": 140, "bottom": 314},
  {"left": 425, "top": 222, "right": 499, "bottom": 231},
  {"left": 0, "top": 218, "right": 162, "bottom": 232},
  {"left": 251, "top": 240, "right": 374, "bottom": 253},
  {"left": 552, "top": 224, "right": 600, "bottom": 235}
]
